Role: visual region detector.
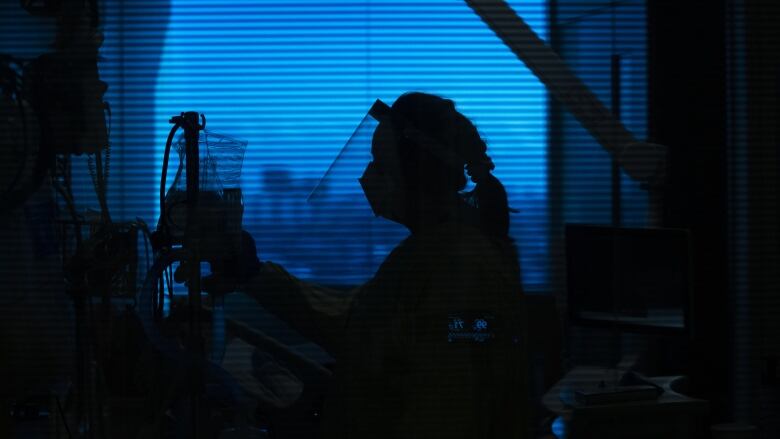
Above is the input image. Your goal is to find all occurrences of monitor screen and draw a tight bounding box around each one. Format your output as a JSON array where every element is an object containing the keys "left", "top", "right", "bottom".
[{"left": 565, "top": 224, "right": 691, "bottom": 333}]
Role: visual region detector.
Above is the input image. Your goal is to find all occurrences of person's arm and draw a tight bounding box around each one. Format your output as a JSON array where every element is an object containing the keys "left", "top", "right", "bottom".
[{"left": 242, "top": 261, "right": 355, "bottom": 358}]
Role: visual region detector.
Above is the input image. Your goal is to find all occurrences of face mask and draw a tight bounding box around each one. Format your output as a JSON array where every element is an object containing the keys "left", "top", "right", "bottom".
[{"left": 359, "top": 161, "right": 404, "bottom": 223}]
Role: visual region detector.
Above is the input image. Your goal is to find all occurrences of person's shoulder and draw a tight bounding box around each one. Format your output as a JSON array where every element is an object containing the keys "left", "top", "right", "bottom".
[
  {"left": 416, "top": 222, "right": 498, "bottom": 258},
  {"left": 386, "top": 221, "right": 519, "bottom": 279}
]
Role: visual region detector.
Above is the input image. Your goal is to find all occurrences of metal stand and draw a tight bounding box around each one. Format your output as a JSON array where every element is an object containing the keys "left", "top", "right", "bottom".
[{"left": 172, "top": 111, "right": 207, "bottom": 438}]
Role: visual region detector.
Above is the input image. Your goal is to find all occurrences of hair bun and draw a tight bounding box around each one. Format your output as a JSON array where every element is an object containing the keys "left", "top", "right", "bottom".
[{"left": 466, "top": 156, "right": 495, "bottom": 184}]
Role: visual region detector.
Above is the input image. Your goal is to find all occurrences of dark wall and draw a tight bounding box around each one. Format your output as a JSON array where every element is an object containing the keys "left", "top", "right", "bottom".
[
  {"left": 647, "top": 0, "right": 731, "bottom": 420},
  {"left": 728, "top": 0, "right": 780, "bottom": 434}
]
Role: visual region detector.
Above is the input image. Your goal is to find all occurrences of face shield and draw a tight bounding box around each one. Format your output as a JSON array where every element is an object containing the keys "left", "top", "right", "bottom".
[
  {"left": 307, "top": 99, "right": 463, "bottom": 221},
  {"left": 307, "top": 100, "right": 399, "bottom": 221}
]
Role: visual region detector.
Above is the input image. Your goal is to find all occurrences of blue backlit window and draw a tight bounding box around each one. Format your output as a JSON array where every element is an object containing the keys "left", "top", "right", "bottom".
[{"left": 103, "top": 1, "right": 548, "bottom": 289}]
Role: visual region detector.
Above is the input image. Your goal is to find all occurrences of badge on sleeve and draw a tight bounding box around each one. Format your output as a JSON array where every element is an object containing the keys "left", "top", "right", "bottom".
[{"left": 447, "top": 312, "right": 497, "bottom": 343}]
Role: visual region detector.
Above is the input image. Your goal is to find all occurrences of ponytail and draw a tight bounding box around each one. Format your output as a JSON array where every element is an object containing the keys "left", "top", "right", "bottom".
[
  {"left": 467, "top": 158, "right": 518, "bottom": 269},
  {"left": 466, "top": 156, "right": 510, "bottom": 239},
  {"left": 475, "top": 173, "right": 510, "bottom": 238}
]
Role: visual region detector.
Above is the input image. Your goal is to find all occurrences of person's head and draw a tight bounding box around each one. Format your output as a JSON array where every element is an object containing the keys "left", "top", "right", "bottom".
[{"left": 366, "top": 92, "right": 511, "bottom": 239}]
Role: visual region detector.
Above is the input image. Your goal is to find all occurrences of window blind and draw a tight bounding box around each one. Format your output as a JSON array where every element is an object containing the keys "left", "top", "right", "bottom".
[
  {"left": 98, "top": 0, "right": 549, "bottom": 288},
  {"left": 554, "top": 0, "right": 648, "bottom": 228}
]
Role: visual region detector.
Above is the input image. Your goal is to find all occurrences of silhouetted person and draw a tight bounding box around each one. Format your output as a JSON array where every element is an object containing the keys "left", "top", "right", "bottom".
[{"left": 225, "top": 92, "right": 528, "bottom": 438}]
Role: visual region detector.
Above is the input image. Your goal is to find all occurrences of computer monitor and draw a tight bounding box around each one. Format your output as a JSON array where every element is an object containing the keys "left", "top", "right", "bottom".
[{"left": 565, "top": 224, "right": 692, "bottom": 334}]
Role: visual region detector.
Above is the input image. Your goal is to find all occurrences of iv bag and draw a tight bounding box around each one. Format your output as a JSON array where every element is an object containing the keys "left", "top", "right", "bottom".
[{"left": 161, "top": 129, "right": 247, "bottom": 257}]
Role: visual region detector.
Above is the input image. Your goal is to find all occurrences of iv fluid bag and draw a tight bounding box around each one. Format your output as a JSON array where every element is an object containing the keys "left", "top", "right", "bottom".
[{"left": 161, "top": 129, "right": 247, "bottom": 257}]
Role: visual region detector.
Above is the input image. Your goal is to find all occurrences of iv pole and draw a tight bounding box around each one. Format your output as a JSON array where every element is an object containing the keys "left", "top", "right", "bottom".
[{"left": 166, "top": 111, "right": 207, "bottom": 438}]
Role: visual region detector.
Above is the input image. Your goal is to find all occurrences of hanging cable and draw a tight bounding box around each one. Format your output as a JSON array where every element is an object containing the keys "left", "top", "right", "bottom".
[
  {"left": 1, "top": 56, "right": 29, "bottom": 197},
  {"left": 94, "top": 148, "right": 111, "bottom": 223},
  {"left": 160, "top": 122, "right": 183, "bottom": 237},
  {"left": 101, "top": 102, "right": 112, "bottom": 221}
]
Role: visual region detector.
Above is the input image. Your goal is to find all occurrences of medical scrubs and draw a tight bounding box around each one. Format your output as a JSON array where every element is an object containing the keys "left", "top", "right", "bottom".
[{"left": 246, "top": 221, "right": 528, "bottom": 439}]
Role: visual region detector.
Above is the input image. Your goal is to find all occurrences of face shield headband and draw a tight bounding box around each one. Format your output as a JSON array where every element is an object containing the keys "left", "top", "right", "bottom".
[{"left": 307, "top": 99, "right": 465, "bottom": 210}]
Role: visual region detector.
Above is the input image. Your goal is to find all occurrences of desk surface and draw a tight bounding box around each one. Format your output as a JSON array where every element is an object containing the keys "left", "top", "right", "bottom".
[{"left": 542, "top": 366, "right": 709, "bottom": 414}]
